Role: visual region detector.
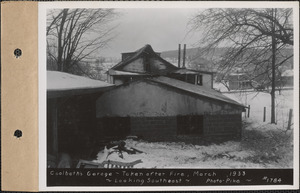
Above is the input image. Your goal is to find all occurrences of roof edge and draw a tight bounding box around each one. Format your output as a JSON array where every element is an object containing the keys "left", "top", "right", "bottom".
[
  {"left": 147, "top": 78, "right": 245, "bottom": 108},
  {"left": 107, "top": 77, "right": 245, "bottom": 108}
]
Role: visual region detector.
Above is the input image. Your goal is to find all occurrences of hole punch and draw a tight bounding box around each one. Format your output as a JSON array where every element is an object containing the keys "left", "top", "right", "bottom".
[
  {"left": 14, "top": 130, "right": 22, "bottom": 138},
  {"left": 14, "top": 48, "right": 22, "bottom": 58}
]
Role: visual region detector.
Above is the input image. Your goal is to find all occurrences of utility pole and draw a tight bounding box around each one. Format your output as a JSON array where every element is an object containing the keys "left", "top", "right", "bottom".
[
  {"left": 182, "top": 44, "right": 186, "bottom": 68},
  {"left": 178, "top": 44, "right": 181, "bottom": 68}
]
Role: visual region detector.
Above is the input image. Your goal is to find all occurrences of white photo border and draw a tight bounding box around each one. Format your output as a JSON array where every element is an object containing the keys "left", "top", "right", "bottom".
[{"left": 39, "top": 1, "right": 299, "bottom": 191}]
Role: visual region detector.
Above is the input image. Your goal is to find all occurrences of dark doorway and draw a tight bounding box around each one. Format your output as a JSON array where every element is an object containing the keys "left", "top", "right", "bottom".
[
  {"left": 100, "top": 117, "right": 131, "bottom": 138},
  {"left": 177, "top": 115, "right": 203, "bottom": 135}
]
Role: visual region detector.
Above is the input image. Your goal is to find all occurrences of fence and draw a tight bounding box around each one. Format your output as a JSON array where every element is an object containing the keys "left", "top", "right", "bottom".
[{"left": 243, "top": 105, "right": 293, "bottom": 130}]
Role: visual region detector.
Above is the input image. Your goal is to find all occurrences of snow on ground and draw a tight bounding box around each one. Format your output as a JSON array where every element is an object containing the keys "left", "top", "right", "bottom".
[
  {"left": 224, "top": 90, "right": 294, "bottom": 128},
  {"left": 94, "top": 130, "right": 292, "bottom": 168},
  {"left": 94, "top": 139, "right": 260, "bottom": 168},
  {"left": 92, "top": 90, "right": 294, "bottom": 169}
]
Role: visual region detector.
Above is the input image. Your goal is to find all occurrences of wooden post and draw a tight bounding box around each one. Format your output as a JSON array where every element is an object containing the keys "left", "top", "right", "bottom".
[
  {"left": 211, "top": 73, "right": 214, "bottom": 89},
  {"left": 247, "top": 105, "right": 250, "bottom": 118},
  {"left": 51, "top": 99, "right": 58, "bottom": 155},
  {"left": 182, "top": 44, "right": 186, "bottom": 68},
  {"left": 263, "top": 107, "right": 266, "bottom": 122},
  {"left": 178, "top": 44, "right": 181, "bottom": 68},
  {"left": 287, "top": 109, "right": 293, "bottom": 130}
]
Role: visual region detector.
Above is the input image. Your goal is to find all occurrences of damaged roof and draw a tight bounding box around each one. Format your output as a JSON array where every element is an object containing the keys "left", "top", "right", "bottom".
[
  {"left": 111, "top": 44, "right": 178, "bottom": 72},
  {"left": 148, "top": 76, "right": 244, "bottom": 107}
]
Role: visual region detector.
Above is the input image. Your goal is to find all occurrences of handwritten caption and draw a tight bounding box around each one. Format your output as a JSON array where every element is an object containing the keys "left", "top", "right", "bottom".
[{"left": 47, "top": 169, "right": 293, "bottom": 186}]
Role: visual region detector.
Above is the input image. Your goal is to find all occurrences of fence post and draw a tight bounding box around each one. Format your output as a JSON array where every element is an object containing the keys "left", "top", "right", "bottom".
[
  {"left": 263, "top": 107, "right": 266, "bottom": 122},
  {"left": 247, "top": 105, "right": 250, "bottom": 118},
  {"left": 287, "top": 109, "right": 293, "bottom": 130}
]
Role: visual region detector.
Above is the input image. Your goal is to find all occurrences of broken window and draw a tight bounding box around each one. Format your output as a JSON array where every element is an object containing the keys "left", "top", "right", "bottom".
[{"left": 197, "top": 75, "right": 203, "bottom": 86}]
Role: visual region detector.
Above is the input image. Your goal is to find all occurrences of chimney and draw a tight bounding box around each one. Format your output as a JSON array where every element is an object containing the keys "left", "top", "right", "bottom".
[
  {"left": 178, "top": 44, "right": 181, "bottom": 68},
  {"left": 182, "top": 44, "right": 186, "bottom": 68}
]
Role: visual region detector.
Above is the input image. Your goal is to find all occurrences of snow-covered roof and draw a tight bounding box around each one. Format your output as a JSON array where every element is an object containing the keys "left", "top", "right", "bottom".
[
  {"left": 108, "top": 69, "right": 145, "bottom": 76},
  {"left": 230, "top": 72, "right": 246, "bottom": 76},
  {"left": 47, "top": 71, "right": 114, "bottom": 98},
  {"left": 47, "top": 71, "right": 113, "bottom": 91},
  {"left": 171, "top": 68, "right": 214, "bottom": 75},
  {"left": 149, "top": 76, "right": 244, "bottom": 107},
  {"left": 282, "top": 69, "right": 293, "bottom": 77}
]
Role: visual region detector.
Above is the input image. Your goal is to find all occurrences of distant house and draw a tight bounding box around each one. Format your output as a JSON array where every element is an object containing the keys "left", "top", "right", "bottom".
[
  {"left": 225, "top": 72, "right": 254, "bottom": 90},
  {"left": 225, "top": 69, "right": 294, "bottom": 91},
  {"left": 98, "top": 45, "right": 245, "bottom": 141},
  {"left": 280, "top": 69, "right": 293, "bottom": 87}
]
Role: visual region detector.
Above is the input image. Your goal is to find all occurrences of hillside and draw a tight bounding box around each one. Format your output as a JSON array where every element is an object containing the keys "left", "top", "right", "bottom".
[
  {"left": 161, "top": 47, "right": 228, "bottom": 72},
  {"left": 161, "top": 47, "right": 292, "bottom": 61},
  {"left": 161, "top": 47, "right": 227, "bottom": 60},
  {"left": 160, "top": 47, "right": 293, "bottom": 72}
]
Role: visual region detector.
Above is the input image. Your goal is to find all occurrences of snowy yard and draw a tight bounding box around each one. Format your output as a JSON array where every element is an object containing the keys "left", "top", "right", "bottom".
[
  {"left": 93, "top": 90, "right": 294, "bottom": 169},
  {"left": 224, "top": 90, "right": 294, "bottom": 127}
]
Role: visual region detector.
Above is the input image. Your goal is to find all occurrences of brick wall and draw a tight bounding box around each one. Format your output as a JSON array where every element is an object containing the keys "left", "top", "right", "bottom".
[
  {"left": 130, "top": 116, "right": 177, "bottom": 141},
  {"left": 96, "top": 114, "right": 242, "bottom": 142},
  {"left": 203, "top": 114, "right": 241, "bottom": 138}
]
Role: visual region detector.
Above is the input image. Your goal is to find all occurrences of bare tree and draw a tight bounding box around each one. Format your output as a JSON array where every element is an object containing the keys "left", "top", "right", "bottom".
[
  {"left": 47, "top": 8, "right": 117, "bottom": 76},
  {"left": 189, "top": 8, "right": 293, "bottom": 123}
]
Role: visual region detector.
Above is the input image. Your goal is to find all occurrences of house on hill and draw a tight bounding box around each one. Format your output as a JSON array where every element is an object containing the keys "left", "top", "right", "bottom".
[
  {"left": 225, "top": 72, "right": 254, "bottom": 91},
  {"left": 99, "top": 45, "right": 245, "bottom": 141},
  {"left": 280, "top": 69, "right": 293, "bottom": 87}
]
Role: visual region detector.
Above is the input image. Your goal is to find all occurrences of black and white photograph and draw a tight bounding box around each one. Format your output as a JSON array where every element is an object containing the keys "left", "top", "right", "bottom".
[{"left": 41, "top": 1, "right": 298, "bottom": 189}]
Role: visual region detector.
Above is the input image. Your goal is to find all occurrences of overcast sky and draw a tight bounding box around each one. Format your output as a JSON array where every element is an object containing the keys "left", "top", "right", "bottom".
[{"left": 100, "top": 8, "right": 202, "bottom": 58}]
